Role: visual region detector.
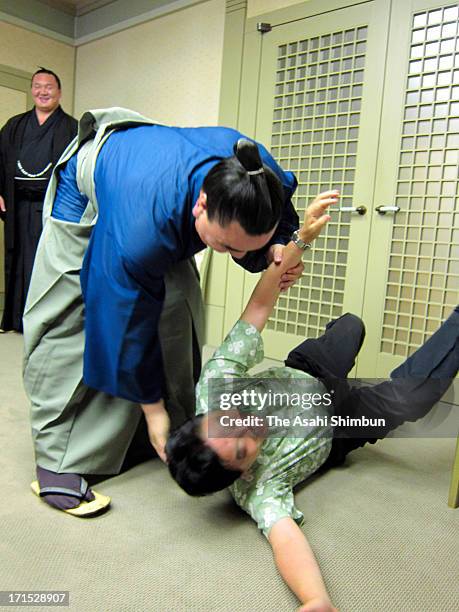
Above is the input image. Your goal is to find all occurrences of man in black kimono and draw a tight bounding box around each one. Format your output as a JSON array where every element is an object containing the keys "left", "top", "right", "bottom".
[{"left": 0, "top": 67, "right": 77, "bottom": 332}]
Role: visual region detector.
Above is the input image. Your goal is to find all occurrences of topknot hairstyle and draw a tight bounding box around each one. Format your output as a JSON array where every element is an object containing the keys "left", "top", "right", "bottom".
[
  {"left": 31, "top": 67, "right": 62, "bottom": 90},
  {"left": 202, "top": 138, "right": 284, "bottom": 236}
]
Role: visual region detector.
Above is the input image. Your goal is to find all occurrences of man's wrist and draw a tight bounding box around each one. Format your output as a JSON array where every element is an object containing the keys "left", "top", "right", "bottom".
[
  {"left": 141, "top": 400, "right": 165, "bottom": 418},
  {"left": 291, "top": 229, "right": 311, "bottom": 250}
]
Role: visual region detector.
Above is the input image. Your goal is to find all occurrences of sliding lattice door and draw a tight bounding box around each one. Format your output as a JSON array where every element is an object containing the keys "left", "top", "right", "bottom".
[
  {"left": 361, "top": 0, "right": 459, "bottom": 375},
  {"left": 245, "top": 1, "right": 389, "bottom": 364}
]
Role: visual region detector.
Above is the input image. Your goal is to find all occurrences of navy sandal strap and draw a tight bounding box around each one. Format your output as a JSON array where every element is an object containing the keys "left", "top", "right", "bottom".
[
  {"left": 39, "top": 477, "right": 89, "bottom": 500},
  {"left": 39, "top": 486, "right": 84, "bottom": 499}
]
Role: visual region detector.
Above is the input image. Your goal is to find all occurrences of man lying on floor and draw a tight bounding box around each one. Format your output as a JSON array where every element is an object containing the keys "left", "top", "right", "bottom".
[{"left": 166, "top": 193, "right": 459, "bottom": 612}]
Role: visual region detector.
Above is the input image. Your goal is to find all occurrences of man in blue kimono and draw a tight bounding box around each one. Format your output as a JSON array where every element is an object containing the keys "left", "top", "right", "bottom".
[{"left": 24, "top": 108, "right": 302, "bottom": 515}]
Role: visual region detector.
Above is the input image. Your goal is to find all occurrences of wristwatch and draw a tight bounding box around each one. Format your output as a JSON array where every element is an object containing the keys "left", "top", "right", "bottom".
[{"left": 291, "top": 230, "right": 311, "bottom": 250}]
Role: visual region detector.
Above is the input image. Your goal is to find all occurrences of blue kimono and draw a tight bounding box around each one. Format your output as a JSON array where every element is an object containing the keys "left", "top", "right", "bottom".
[{"left": 52, "top": 124, "right": 298, "bottom": 404}]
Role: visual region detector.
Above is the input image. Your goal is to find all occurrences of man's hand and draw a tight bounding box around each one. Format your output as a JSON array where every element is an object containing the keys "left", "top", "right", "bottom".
[
  {"left": 141, "top": 400, "right": 170, "bottom": 463},
  {"left": 0, "top": 195, "right": 5, "bottom": 213},
  {"left": 267, "top": 244, "right": 304, "bottom": 291},
  {"left": 267, "top": 190, "right": 338, "bottom": 291},
  {"left": 299, "top": 190, "right": 339, "bottom": 245},
  {"left": 298, "top": 597, "right": 338, "bottom": 612}
]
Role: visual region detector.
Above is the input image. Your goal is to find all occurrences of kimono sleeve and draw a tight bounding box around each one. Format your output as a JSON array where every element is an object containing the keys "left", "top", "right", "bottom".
[
  {"left": 230, "top": 476, "right": 304, "bottom": 539},
  {"left": 52, "top": 154, "right": 166, "bottom": 402},
  {"left": 81, "top": 244, "right": 167, "bottom": 404},
  {"left": 52, "top": 155, "right": 89, "bottom": 222},
  {"left": 195, "top": 320, "right": 264, "bottom": 415},
  {"left": 0, "top": 125, "right": 6, "bottom": 220}
]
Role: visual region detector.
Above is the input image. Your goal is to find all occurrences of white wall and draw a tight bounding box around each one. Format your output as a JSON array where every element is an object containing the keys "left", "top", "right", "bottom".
[
  {"left": 0, "top": 20, "right": 75, "bottom": 112},
  {"left": 74, "top": 0, "right": 225, "bottom": 125},
  {"left": 247, "top": 0, "right": 307, "bottom": 18}
]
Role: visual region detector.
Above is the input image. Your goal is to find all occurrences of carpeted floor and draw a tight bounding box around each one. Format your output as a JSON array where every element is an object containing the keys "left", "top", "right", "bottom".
[{"left": 1, "top": 332, "right": 458, "bottom": 612}]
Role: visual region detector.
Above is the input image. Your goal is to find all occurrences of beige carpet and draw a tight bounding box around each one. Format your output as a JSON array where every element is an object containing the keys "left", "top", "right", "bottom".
[{"left": 1, "top": 332, "right": 458, "bottom": 612}]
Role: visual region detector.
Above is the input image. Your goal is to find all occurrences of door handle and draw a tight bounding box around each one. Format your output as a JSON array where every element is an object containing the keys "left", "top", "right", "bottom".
[
  {"left": 339, "top": 206, "right": 367, "bottom": 215},
  {"left": 375, "top": 205, "right": 400, "bottom": 215}
]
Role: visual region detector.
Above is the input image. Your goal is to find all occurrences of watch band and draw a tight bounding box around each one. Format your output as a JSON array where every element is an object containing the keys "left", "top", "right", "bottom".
[{"left": 291, "top": 230, "right": 311, "bottom": 250}]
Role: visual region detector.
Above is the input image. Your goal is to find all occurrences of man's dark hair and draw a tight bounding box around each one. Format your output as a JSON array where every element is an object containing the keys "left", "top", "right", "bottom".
[
  {"left": 203, "top": 139, "right": 284, "bottom": 236},
  {"left": 31, "top": 67, "right": 61, "bottom": 90},
  {"left": 166, "top": 416, "right": 242, "bottom": 496}
]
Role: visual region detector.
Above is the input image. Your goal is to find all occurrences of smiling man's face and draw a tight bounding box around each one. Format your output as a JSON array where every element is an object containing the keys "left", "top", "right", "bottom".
[{"left": 31, "top": 73, "right": 61, "bottom": 114}]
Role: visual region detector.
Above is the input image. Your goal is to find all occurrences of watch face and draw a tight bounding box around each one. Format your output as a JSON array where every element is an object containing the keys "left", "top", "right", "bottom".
[{"left": 292, "top": 231, "right": 309, "bottom": 249}]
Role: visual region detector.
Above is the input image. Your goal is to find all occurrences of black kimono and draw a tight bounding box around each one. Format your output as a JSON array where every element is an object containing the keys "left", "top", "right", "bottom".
[{"left": 0, "top": 106, "right": 77, "bottom": 331}]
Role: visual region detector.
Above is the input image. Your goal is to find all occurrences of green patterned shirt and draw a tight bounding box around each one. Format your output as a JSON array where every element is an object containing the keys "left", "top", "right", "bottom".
[{"left": 196, "top": 320, "right": 332, "bottom": 538}]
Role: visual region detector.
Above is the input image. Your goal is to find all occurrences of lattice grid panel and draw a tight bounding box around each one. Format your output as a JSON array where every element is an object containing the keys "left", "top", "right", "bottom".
[
  {"left": 267, "top": 26, "right": 368, "bottom": 337},
  {"left": 381, "top": 4, "right": 459, "bottom": 357}
]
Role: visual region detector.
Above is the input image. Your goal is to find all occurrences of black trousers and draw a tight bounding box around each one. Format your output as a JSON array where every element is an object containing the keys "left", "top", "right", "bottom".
[{"left": 285, "top": 308, "right": 459, "bottom": 467}]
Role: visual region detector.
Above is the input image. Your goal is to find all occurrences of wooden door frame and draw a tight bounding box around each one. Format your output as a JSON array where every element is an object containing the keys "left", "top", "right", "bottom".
[{"left": 0, "top": 64, "right": 33, "bottom": 107}]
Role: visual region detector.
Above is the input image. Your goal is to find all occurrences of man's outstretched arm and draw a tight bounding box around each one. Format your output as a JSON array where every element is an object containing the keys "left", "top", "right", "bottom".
[
  {"left": 241, "top": 190, "right": 339, "bottom": 610},
  {"left": 269, "top": 517, "right": 338, "bottom": 612},
  {"left": 241, "top": 191, "right": 339, "bottom": 332}
]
